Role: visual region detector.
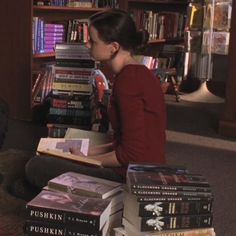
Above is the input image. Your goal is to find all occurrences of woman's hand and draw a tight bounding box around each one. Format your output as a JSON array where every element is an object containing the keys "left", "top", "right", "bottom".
[{"left": 69, "top": 148, "right": 85, "bottom": 157}]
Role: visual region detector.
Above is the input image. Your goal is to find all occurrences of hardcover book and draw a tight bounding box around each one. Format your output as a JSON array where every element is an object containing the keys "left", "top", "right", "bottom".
[
  {"left": 123, "top": 192, "right": 213, "bottom": 217},
  {"left": 47, "top": 172, "right": 124, "bottom": 199},
  {"left": 122, "top": 218, "right": 215, "bottom": 236},
  {"left": 26, "top": 190, "right": 111, "bottom": 230},
  {"left": 123, "top": 212, "right": 213, "bottom": 232}
]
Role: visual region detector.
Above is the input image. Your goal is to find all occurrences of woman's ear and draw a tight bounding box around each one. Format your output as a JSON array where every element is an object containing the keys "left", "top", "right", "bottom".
[{"left": 110, "top": 42, "right": 120, "bottom": 55}]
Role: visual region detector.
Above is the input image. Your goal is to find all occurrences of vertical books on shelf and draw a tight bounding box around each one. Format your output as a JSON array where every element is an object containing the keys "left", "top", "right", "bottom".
[{"left": 121, "top": 163, "right": 215, "bottom": 235}]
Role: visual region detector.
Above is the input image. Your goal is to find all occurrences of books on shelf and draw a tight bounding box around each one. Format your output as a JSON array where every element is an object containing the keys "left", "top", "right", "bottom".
[
  {"left": 47, "top": 171, "right": 124, "bottom": 199},
  {"left": 26, "top": 190, "right": 111, "bottom": 231}
]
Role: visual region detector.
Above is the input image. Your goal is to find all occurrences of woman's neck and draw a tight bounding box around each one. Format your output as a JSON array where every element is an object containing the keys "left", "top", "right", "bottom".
[{"left": 107, "top": 49, "right": 138, "bottom": 74}]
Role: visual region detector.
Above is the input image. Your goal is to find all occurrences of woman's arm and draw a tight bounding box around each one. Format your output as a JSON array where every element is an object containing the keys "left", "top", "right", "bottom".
[
  {"left": 86, "top": 151, "right": 121, "bottom": 167},
  {"left": 88, "top": 142, "right": 113, "bottom": 156},
  {"left": 70, "top": 143, "right": 121, "bottom": 167}
]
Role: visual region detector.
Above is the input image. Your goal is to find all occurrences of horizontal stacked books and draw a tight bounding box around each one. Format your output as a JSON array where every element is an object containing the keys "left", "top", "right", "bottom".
[
  {"left": 48, "top": 43, "right": 96, "bottom": 128},
  {"left": 121, "top": 163, "right": 215, "bottom": 236},
  {"left": 25, "top": 171, "right": 125, "bottom": 236},
  {"left": 32, "top": 18, "right": 65, "bottom": 54}
]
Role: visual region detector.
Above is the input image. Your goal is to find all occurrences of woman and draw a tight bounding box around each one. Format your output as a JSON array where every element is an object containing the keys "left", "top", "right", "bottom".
[{"left": 25, "top": 9, "right": 166, "bottom": 188}]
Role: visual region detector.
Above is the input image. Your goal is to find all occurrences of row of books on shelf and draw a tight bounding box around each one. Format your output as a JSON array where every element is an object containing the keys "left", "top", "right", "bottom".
[
  {"left": 32, "top": 18, "right": 91, "bottom": 54},
  {"left": 25, "top": 150, "right": 216, "bottom": 236},
  {"left": 131, "top": 9, "right": 185, "bottom": 41},
  {"left": 34, "top": 0, "right": 119, "bottom": 8}
]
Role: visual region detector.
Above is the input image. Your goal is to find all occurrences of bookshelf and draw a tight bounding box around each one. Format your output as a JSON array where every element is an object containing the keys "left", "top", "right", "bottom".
[{"left": 0, "top": 1, "right": 108, "bottom": 120}]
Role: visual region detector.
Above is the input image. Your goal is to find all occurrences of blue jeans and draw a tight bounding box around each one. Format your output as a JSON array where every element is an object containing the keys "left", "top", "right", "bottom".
[{"left": 25, "top": 155, "right": 125, "bottom": 189}]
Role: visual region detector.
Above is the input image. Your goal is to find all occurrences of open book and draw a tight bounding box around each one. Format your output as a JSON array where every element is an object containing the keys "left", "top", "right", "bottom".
[
  {"left": 65, "top": 128, "right": 112, "bottom": 145},
  {"left": 37, "top": 137, "right": 102, "bottom": 167}
]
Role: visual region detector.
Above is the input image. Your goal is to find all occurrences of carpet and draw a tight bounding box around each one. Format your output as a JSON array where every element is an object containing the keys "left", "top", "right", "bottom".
[{"left": 0, "top": 149, "right": 33, "bottom": 236}]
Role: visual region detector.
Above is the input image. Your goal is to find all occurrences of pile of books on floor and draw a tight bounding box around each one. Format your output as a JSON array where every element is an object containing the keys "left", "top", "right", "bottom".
[
  {"left": 114, "top": 163, "right": 215, "bottom": 236},
  {"left": 25, "top": 172, "right": 125, "bottom": 236}
]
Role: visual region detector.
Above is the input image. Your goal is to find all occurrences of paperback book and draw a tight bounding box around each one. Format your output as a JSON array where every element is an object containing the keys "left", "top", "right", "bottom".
[
  {"left": 123, "top": 192, "right": 212, "bottom": 217},
  {"left": 127, "top": 170, "right": 211, "bottom": 193},
  {"left": 26, "top": 190, "right": 111, "bottom": 231},
  {"left": 122, "top": 218, "right": 215, "bottom": 236},
  {"left": 123, "top": 212, "right": 213, "bottom": 232},
  {"left": 47, "top": 171, "right": 124, "bottom": 199},
  {"left": 25, "top": 218, "right": 109, "bottom": 236}
]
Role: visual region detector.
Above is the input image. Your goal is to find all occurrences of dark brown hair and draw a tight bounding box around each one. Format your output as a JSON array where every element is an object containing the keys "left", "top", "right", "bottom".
[{"left": 89, "top": 9, "right": 149, "bottom": 53}]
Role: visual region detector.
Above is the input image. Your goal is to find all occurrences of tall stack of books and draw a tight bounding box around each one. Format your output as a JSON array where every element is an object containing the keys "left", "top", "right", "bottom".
[
  {"left": 25, "top": 172, "right": 125, "bottom": 236},
  {"left": 120, "top": 163, "right": 215, "bottom": 236},
  {"left": 48, "top": 43, "right": 96, "bottom": 129}
]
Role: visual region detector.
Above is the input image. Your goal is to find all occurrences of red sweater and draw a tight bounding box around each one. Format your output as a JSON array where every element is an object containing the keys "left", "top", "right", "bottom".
[{"left": 108, "top": 64, "right": 166, "bottom": 177}]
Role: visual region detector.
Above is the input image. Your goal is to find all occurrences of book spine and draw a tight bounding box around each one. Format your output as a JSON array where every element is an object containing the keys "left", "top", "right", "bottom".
[
  {"left": 132, "top": 189, "right": 213, "bottom": 198},
  {"left": 49, "top": 107, "right": 91, "bottom": 117},
  {"left": 47, "top": 114, "right": 91, "bottom": 127},
  {"left": 52, "top": 89, "right": 92, "bottom": 96},
  {"left": 139, "top": 214, "right": 213, "bottom": 232},
  {"left": 26, "top": 206, "right": 101, "bottom": 230},
  {"left": 51, "top": 93, "right": 93, "bottom": 101},
  {"left": 51, "top": 98, "right": 91, "bottom": 109},
  {"left": 130, "top": 184, "right": 211, "bottom": 192},
  {"left": 54, "top": 77, "right": 90, "bottom": 84},
  {"left": 55, "top": 60, "right": 95, "bottom": 68},
  {"left": 52, "top": 82, "right": 92, "bottom": 93},
  {"left": 136, "top": 195, "right": 213, "bottom": 202},
  {"left": 136, "top": 200, "right": 213, "bottom": 217},
  {"left": 25, "top": 220, "right": 103, "bottom": 236}
]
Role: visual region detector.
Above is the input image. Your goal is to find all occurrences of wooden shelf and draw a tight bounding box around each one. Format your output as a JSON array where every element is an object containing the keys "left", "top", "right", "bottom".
[
  {"left": 148, "top": 38, "right": 184, "bottom": 44},
  {"left": 33, "top": 5, "right": 108, "bottom": 12},
  {"left": 127, "top": 0, "right": 188, "bottom": 4}
]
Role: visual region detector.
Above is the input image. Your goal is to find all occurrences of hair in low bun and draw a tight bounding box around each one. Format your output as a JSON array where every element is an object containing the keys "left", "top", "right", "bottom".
[
  {"left": 134, "top": 29, "right": 149, "bottom": 53},
  {"left": 89, "top": 9, "right": 149, "bottom": 54}
]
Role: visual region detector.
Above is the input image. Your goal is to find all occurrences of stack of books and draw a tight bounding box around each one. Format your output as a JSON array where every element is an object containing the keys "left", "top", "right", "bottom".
[
  {"left": 119, "top": 163, "right": 215, "bottom": 236},
  {"left": 48, "top": 43, "right": 96, "bottom": 129},
  {"left": 25, "top": 172, "right": 125, "bottom": 236}
]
